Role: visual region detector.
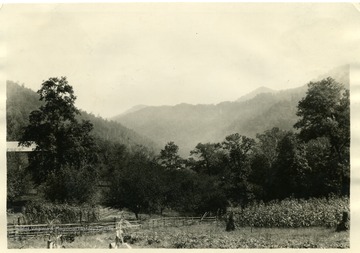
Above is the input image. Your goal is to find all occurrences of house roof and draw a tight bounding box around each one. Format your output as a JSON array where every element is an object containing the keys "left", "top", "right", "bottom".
[{"left": 7, "top": 141, "right": 36, "bottom": 152}]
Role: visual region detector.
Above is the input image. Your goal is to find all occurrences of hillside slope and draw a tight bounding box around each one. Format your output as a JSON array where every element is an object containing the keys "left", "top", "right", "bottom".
[{"left": 6, "top": 81, "right": 159, "bottom": 152}]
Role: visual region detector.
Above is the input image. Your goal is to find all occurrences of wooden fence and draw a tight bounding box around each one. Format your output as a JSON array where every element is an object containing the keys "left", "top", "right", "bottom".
[
  {"left": 146, "top": 216, "right": 217, "bottom": 228},
  {"left": 7, "top": 220, "right": 140, "bottom": 240},
  {"left": 7, "top": 216, "right": 217, "bottom": 240}
]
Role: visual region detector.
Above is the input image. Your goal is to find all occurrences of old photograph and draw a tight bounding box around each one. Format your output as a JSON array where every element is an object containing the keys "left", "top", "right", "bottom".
[{"left": 2, "top": 2, "right": 359, "bottom": 249}]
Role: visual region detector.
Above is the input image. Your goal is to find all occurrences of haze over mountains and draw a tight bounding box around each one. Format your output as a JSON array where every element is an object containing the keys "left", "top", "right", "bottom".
[
  {"left": 236, "top": 86, "right": 277, "bottom": 102},
  {"left": 6, "top": 65, "right": 349, "bottom": 157},
  {"left": 112, "top": 65, "right": 349, "bottom": 157}
]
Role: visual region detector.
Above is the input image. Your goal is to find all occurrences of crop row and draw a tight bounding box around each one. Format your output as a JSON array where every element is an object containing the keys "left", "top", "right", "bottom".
[{"left": 232, "top": 196, "right": 349, "bottom": 228}]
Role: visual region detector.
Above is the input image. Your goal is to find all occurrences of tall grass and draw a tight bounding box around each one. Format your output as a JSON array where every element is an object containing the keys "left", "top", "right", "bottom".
[{"left": 234, "top": 196, "right": 349, "bottom": 228}]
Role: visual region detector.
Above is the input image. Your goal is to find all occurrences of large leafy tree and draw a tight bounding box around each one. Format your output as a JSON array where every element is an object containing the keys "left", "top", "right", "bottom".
[
  {"left": 255, "top": 127, "right": 288, "bottom": 168},
  {"left": 249, "top": 127, "right": 288, "bottom": 200},
  {"left": 158, "top": 141, "right": 183, "bottom": 170},
  {"left": 189, "top": 142, "right": 225, "bottom": 175},
  {"left": 20, "top": 77, "right": 97, "bottom": 203},
  {"left": 294, "top": 77, "right": 350, "bottom": 195},
  {"left": 106, "top": 146, "right": 162, "bottom": 218},
  {"left": 7, "top": 153, "right": 33, "bottom": 203},
  {"left": 305, "top": 137, "right": 335, "bottom": 196},
  {"left": 294, "top": 77, "right": 349, "bottom": 162},
  {"left": 273, "top": 132, "right": 311, "bottom": 199},
  {"left": 221, "top": 133, "right": 256, "bottom": 206},
  {"left": 222, "top": 134, "right": 255, "bottom": 168}
]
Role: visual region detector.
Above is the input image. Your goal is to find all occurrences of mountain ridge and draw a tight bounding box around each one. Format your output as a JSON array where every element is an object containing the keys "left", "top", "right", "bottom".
[
  {"left": 112, "top": 65, "right": 349, "bottom": 156},
  {"left": 236, "top": 86, "right": 277, "bottom": 102}
]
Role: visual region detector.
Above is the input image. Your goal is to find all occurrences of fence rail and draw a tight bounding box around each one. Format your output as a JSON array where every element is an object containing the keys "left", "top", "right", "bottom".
[
  {"left": 7, "top": 216, "right": 218, "bottom": 239},
  {"left": 7, "top": 220, "right": 140, "bottom": 239}
]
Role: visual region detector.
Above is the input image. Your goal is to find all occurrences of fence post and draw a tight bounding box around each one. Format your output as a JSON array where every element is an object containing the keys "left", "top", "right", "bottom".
[{"left": 14, "top": 225, "right": 18, "bottom": 241}]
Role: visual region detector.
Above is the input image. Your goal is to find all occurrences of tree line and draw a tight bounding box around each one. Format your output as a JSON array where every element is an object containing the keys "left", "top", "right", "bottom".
[{"left": 9, "top": 76, "right": 349, "bottom": 218}]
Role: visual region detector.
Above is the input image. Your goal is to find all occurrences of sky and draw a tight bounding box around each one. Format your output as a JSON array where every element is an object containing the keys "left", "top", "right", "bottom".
[{"left": 2, "top": 3, "right": 360, "bottom": 118}]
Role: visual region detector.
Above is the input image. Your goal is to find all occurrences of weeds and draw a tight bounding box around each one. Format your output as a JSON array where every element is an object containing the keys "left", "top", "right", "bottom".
[{"left": 7, "top": 224, "right": 349, "bottom": 249}]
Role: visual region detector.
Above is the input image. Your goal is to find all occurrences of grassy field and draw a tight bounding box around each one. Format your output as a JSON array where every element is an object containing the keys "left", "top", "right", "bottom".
[
  {"left": 8, "top": 222, "right": 349, "bottom": 249},
  {"left": 8, "top": 197, "right": 349, "bottom": 248}
]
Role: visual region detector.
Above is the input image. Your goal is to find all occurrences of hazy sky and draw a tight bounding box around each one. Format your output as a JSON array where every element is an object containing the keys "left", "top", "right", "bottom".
[{"left": 3, "top": 3, "right": 360, "bottom": 118}]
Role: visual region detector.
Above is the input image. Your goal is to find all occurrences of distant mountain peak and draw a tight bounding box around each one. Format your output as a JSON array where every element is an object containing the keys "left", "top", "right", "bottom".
[
  {"left": 120, "top": 104, "right": 148, "bottom": 116},
  {"left": 236, "top": 86, "right": 277, "bottom": 102}
]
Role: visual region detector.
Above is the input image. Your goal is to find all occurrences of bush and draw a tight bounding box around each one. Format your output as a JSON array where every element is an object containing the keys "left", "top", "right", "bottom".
[
  {"left": 234, "top": 196, "right": 349, "bottom": 228},
  {"left": 43, "top": 165, "right": 99, "bottom": 205}
]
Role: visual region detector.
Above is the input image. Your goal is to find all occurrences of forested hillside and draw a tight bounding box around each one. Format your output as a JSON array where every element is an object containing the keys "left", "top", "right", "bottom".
[
  {"left": 6, "top": 81, "right": 159, "bottom": 152},
  {"left": 113, "top": 84, "right": 304, "bottom": 156},
  {"left": 6, "top": 81, "right": 42, "bottom": 141}
]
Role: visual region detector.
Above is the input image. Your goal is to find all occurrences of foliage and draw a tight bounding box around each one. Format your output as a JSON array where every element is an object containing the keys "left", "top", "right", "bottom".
[
  {"left": 190, "top": 142, "right": 225, "bottom": 175},
  {"left": 7, "top": 153, "right": 33, "bottom": 203},
  {"left": 19, "top": 77, "right": 97, "bottom": 182},
  {"left": 221, "top": 134, "right": 256, "bottom": 206},
  {"left": 158, "top": 141, "right": 183, "bottom": 170},
  {"left": 18, "top": 77, "right": 98, "bottom": 204},
  {"left": 80, "top": 110, "right": 159, "bottom": 153},
  {"left": 294, "top": 77, "right": 350, "bottom": 195},
  {"left": 255, "top": 127, "right": 288, "bottom": 167},
  {"left": 188, "top": 134, "right": 258, "bottom": 208},
  {"left": 305, "top": 137, "right": 337, "bottom": 196},
  {"left": 106, "top": 148, "right": 227, "bottom": 217},
  {"left": 295, "top": 78, "right": 349, "bottom": 147},
  {"left": 42, "top": 165, "right": 99, "bottom": 205},
  {"left": 105, "top": 145, "right": 161, "bottom": 218},
  {"left": 6, "top": 81, "right": 43, "bottom": 141},
  {"left": 272, "top": 132, "right": 312, "bottom": 199},
  {"left": 95, "top": 139, "right": 129, "bottom": 184},
  {"left": 174, "top": 172, "right": 227, "bottom": 215},
  {"left": 222, "top": 134, "right": 255, "bottom": 167}
]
